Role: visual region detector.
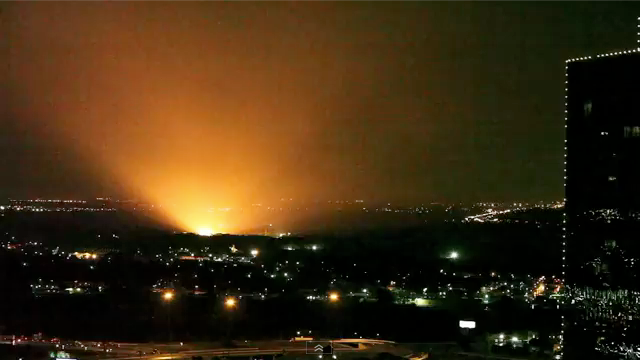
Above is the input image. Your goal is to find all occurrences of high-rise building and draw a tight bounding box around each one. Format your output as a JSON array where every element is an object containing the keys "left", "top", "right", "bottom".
[{"left": 564, "top": 44, "right": 640, "bottom": 359}]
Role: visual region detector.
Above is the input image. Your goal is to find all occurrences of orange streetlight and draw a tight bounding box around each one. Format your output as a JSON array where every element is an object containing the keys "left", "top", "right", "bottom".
[
  {"left": 162, "top": 291, "right": 175, "bottom": 343},
  {"left": 225, "top": 296, "right": 237, "bottom": 309},
  {"left": 224, "top": 296, "right": 238, "bottom": 341},
  {"left": 329, "top": 292, "right": 340, "bottom": 302},
  {"left": 163, "top": 291, "right": 175, "bottom": 302}
]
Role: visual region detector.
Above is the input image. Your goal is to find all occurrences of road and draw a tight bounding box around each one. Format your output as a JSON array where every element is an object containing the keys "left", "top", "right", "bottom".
[
  {"left": 110, "top": 341, "right": 369, "bottom": 360},
  {"left": 4, "top": 338, "right": 458, "bottom": 360}
]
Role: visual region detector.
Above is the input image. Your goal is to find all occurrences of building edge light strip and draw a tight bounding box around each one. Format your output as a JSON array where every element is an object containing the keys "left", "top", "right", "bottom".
[
  {"left": 560, "top": 60, "right": 568, "bottom": 360},
  {"left": 561, "top": 20, "right": 640, "bottom": 358},
  {"left": 565, "top": 47, "right": 640, "bottom": 63}
]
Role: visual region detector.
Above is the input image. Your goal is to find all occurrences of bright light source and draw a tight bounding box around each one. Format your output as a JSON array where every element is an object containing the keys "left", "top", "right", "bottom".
[
  {"left": 196, "top": 228, "right": 214, "bottom": 236},
  {"left": 163, "top": 291, "right": 174, "bottom": 301},
  {"left": 459, "top": 320, "right": 476, "bottom": 329},
  {"left": 311, "top": 245, "right": 317, "bottom": 250},
  {"left": 329, "top": 292, "right": 339, "bottom": 302},
  {"left": 448, "top": 251, "right": 459, "bottom": 260},
  {"left": 511, "top": 336, "right": 519, "bottom": 342},
  {"left": 225, "top": 297, "right": 237, "bottom": 308},
  {"left": 251, "top": 249, "right": 259, "bottom": 257}
]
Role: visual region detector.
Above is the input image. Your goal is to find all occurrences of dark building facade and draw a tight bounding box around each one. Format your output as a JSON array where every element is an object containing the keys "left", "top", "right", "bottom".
[{"left": 564, "top": 50, "right": 640, "bottom": 359}]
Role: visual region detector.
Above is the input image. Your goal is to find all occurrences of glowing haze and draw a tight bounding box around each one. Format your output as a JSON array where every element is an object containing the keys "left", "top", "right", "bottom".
[
  {"left": 5, "top": 2, "right": 353, "bottom": 233},
  {"left": 5, "top": 2, "right": 628, "bottom": 232}
]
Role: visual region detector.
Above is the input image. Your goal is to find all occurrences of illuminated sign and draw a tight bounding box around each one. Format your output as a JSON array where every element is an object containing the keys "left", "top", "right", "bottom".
[{"left": 459, "top": 320, "right": 476, "bottom": 329}]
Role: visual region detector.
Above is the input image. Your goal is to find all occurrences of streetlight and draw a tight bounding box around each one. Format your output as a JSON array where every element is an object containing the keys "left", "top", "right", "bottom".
[
  {"left": 225, "top": 296, "right": 237, "bottom": 309},
  {"left": 250, "top": 249, "right": 259, "bottom": 257},
  {"left": 162, "top": 291, "right": 174, "bottom": 343},
  {"left": 328, "top": 292, "right": 341, "bottom": 338},
  {"left": 448, "top": 251, "right": 459, "bottom": 260},
  {"left": 163, "top": 291, "right": 175, "bottom": 301},
  {"left": 224, "top": 297, "right": 238, "bottom": 344}
]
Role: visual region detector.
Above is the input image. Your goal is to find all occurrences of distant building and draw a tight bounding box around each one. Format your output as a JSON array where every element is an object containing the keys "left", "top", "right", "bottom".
[{"left": 564, "top": 48, "right": 640, "bottom": 359}]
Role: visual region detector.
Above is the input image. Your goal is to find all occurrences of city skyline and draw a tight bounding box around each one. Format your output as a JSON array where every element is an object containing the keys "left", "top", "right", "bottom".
[{"left": 2, "top": 4, "right": 640, "bottom": 358}]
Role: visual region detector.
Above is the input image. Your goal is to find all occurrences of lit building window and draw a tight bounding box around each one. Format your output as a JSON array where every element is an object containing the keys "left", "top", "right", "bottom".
[
  {"left": 633, "top": 126, "right": 640, "bottom": 137},
  {"left": 624, "top": 126, "right": 632, "bottom": 138}
]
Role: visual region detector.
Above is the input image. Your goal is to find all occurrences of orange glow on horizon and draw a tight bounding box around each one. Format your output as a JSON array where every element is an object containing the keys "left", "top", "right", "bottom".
[
  {"left": 7, "top": 2, "right": 439, "bottom": 230},
  {"left": 4, "top": 3, "right": 327, "bottom": 236},
  {"left": 196, "top": 227, "right": 216, "bottom": 237}
]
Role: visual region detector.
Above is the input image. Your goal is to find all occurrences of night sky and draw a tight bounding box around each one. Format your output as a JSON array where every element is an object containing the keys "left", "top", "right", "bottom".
[{"left": 2, "top": 2, "right": 640, "bottom": 206}]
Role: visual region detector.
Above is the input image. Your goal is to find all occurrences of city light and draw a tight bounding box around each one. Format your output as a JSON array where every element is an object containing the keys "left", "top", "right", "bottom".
[
  {"left": 448, "top": 251, "right": 459, "bottom": 260},
  {"left": 225, "top": 296, "right": 237, "bottom": 308},
  {"left": 163, "top": 291, "right": 174, "bottom": 301},
  {"left": 74, "top": 252, "right": 98, "bottom": 260},
  {"left": 250, "top": 249, "right": 259, "bottom": 257},
  {"left": 329, "top": 292, "right": 340, "bottom": 302}
]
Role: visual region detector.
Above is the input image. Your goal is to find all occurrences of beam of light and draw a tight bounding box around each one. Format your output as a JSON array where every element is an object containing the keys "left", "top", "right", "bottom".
[{"left": 7, "top": 2, "right": 442, "bottom": 235}]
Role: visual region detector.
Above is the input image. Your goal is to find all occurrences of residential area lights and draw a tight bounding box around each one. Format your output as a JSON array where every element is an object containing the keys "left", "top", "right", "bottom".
[{"left": 448, "top": 251, "right": 459, "bottom": 260}]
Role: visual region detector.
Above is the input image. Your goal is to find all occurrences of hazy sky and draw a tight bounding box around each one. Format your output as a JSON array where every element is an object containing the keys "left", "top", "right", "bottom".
[{"left": 2, "top": 2, "right": 640, "bottom": 207}]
